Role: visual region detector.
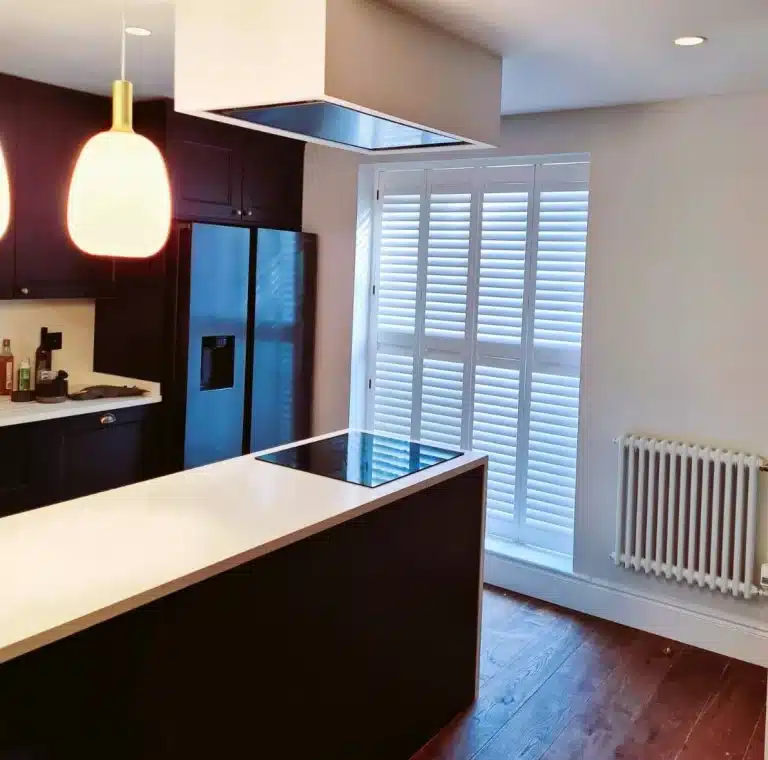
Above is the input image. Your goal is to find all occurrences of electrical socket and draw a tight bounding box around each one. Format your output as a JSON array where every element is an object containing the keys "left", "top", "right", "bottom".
[{"left": 44, "top": 331, "right": 63, "bottom": 351}]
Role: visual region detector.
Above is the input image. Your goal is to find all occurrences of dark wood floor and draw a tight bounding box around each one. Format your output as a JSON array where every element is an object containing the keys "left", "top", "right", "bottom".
[{"left": 413, "top": 586, "right": 766, "bottom": 760}]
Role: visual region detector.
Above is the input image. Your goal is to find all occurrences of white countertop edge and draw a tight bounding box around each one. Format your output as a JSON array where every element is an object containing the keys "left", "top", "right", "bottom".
[
  {"left": 0, "top": 394, "right": 162, "bottom": 427},
  {"left": 0, "top": 434, "right": 487, "bottom": 665}
]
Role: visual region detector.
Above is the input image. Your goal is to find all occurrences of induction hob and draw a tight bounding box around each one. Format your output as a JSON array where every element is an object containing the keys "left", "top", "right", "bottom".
[{"left": 255, "top": 432, "right": 462, "bottom": 488}]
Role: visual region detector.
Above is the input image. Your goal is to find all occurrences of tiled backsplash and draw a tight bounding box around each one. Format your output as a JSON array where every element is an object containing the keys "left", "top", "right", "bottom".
[{"left": 0, "top": 300, "right": 160, "bottom": 393}]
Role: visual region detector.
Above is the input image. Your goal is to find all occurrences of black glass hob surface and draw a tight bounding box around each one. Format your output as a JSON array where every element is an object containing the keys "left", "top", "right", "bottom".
[{"left": 255, "top": 432, "right": 462, "bottom": 488}]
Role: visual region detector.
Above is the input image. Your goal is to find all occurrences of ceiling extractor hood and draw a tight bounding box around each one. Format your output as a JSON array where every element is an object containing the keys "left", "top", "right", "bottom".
[{"left": 174, "top": 0, "right": 502, "bottom": 153}]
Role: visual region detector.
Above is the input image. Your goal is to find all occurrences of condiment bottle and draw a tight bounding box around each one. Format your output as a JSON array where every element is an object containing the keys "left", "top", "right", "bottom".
[{"left": 0, "top": 338, "right": 13, "bottom": 395}]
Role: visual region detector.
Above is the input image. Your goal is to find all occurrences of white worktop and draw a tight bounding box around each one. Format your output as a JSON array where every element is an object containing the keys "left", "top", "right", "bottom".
[
  {"left": 0, "top": 431, "right": 486, "bottom": 665},
  {"left": 0, "top": 393, "right": 162, "bottom": 427}
]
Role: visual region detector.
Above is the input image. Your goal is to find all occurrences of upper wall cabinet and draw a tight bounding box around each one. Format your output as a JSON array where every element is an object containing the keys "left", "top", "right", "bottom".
[
  {"left": 170, "top": 112, "right": 245, "bottom": 222},
  {"left": 0, "top": 74, "right": 115, "bottom": 300},
  {"left": 241, "top": 133, "right": 304, "bottom": 229},
  {"left": 134, "top": 101, "right": 305, "bottom": 229},
  {"left": 13, "top": 77, "right": 115, "bottom": 299}
]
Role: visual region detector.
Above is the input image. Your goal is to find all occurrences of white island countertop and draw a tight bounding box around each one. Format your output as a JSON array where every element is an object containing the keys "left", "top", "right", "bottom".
[
  {"left": 0, "top": 393, "right": 162, "bottom": 427},
  {"left": 0, "top": 431, "right": 486, "bottom": 665}
]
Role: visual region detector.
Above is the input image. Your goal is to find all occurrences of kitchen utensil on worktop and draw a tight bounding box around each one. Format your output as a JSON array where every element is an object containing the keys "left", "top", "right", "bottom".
[{"left": 68, "top": 385, "right": 148, "bottom": 401}]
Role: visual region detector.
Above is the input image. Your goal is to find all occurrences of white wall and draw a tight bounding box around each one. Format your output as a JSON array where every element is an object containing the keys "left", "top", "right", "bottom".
[
  {"left": 303, "top": 89, "right": 768, "bottom": 638},
  {"left": 303, "top": 145, "right": 362, "bottom": 434}
]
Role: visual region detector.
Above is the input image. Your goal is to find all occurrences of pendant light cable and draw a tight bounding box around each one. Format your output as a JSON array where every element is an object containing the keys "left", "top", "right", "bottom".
[{"left": 120, "top": 5, "right": 127, "bottom": 81}]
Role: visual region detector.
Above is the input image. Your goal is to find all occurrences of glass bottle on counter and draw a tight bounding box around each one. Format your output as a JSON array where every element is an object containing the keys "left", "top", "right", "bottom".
[
  {"left": 18, "top": 358, "right": 31, "bottom": 392},
  {"left": 0, "top": 338, "right": 13, "bottom": 395},
  {"left": 35, "top": 327, "right": 52, "bottom": 387}
]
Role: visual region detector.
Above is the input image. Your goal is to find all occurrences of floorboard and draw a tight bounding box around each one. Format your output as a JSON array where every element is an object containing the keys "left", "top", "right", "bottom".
[
  {"left": 412, "top": 586, "right": 766, "bottom": 760},
  {"left": 743, "top": 709, "right": 765, "bottom": 760},
  {"left": 541, "top": 632, "right": 682, "bottom": 759}
]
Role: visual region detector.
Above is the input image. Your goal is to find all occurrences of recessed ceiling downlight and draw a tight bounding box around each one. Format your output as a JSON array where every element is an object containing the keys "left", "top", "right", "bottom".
[
  {"left": 125, "top": 26, "right": 151, "bottom": 37},
  {"left": 674, "top": 36, "right": 707, "bottom": 47}
]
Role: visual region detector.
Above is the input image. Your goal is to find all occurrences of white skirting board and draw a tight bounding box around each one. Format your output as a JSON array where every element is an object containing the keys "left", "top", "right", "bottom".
[{"left": 484, "top": 550, "right": 768, "bottom": 668}]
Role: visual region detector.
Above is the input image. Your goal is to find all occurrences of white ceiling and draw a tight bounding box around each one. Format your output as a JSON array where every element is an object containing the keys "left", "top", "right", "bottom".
[
  {"left": 0, "top": 0, "right": 767, "bottom": 114},
  {"left": 0, "top": 0, "right": 174, "bottom": 99},
  {"left": 389, "top": 0, "right": 768, "bottom": 113}
]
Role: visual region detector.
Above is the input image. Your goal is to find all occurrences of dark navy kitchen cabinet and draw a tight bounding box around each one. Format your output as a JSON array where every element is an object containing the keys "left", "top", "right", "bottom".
[
  {"left": 0, "top": 404, "right": 161, "bottom": 519},
  {"left": 0, "top": 73, "right": 115, "bottom": 300}
]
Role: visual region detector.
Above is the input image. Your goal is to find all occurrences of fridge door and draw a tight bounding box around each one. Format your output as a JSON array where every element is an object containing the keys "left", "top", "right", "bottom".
[
  {"left": 248, "top": 230, "right": 316, "bottom": 453},
  {"left": 184, "top": 224, "right": 251, "bottom": 469}
]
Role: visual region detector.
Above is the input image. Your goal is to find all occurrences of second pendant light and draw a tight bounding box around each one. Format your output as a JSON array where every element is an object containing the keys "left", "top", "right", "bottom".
[{"left": 67, "top": 13, "right": 171, "bottom": 258}]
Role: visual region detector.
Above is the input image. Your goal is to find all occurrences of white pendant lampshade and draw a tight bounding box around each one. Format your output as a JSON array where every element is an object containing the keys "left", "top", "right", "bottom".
[
  {"left": 0, "top": 144, "right": 10, "bottom": 240},
  {"left": 68, "top": 81, "right": 171, "bottom": 258},
  {"left": 67, "top": 18, "right": 171, "bottom": 258}
]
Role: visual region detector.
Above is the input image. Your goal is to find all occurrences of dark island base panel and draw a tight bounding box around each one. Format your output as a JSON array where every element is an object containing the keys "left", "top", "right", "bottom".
[{"left": 0, "top": 466, "right": 485, "bottom": 760}]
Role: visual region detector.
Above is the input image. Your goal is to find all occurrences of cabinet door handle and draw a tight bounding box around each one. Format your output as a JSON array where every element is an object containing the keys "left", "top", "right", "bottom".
[
  {"left": 20, "top": 287, "right": 29, "bottom": 296},
  {"left": 246, "top": 209, "right": 253, "bottom": 217},
  {"left": 233, "top": 209, "right": 243, "bottom": 217},
  {"left": 100, "top": 413, "right": 116, "bottom": 425}
]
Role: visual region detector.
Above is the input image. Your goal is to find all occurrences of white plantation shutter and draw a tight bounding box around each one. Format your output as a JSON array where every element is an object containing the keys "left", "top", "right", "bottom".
[
  {"left": 377, "top": 192, "right": 421, "bottom": 335},
  {"left": 472, "top": 362, "right": 519, "bottom": 535},
  {"left": 472, "top": 171, "right": 531, "bottom": 544},
  {"left": 476, "top": 187, "right": 529, "bottom": 347},
  {"left": 519, "top": 171, "right": 589, "bottom": 552},
  {"left": 372, "top": 350, "right": 413, "bottom": 438},
  {"left": 533, "top": 189, "right": 588, "bottom": 355},
  {"left": 367, "top": 159, "right": 589, "bottom": 557},
  {"left": 420, "top": 356, "right": 464, "bottom": 448},
  {"left": 425, "top": 190, "right": 471, "bottom": 339},
  {"left": 524, "top": 371, "right": 580, "bottom": 552}
]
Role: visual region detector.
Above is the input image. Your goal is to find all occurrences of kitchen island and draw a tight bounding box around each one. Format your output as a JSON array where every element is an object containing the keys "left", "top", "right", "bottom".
[{"left": 0, "top": 430, "right": 487, "bottom": 760}]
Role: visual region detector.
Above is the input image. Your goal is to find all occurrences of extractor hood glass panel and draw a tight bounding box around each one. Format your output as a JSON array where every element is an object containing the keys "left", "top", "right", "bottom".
[{"left": 217, "top": 101, "right": 467, "bottom": 151}]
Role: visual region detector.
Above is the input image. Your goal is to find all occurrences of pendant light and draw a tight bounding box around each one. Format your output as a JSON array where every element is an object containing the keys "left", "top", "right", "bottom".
[
  {"left": 0, "top": 144, "right": 9, "bottom": 240},
  {"left": 67, "top": 11, "right": 171, "bottom": 258}
]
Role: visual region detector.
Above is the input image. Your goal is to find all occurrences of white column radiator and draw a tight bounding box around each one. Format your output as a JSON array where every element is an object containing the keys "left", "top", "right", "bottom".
[{"left": 613, "top": 435, "right": 764, "bottom": 600}]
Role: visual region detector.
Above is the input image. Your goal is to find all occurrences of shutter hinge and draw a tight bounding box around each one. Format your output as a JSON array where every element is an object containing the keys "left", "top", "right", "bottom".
[
  {"left": 368, "top": 378, "right": 373, "bottom": 390},
  {"left": 376, "top": 189, "right": 380, "bottom": 201},
  {"left": 372, "top": 284, "right": 376, "bottom": 295}
]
